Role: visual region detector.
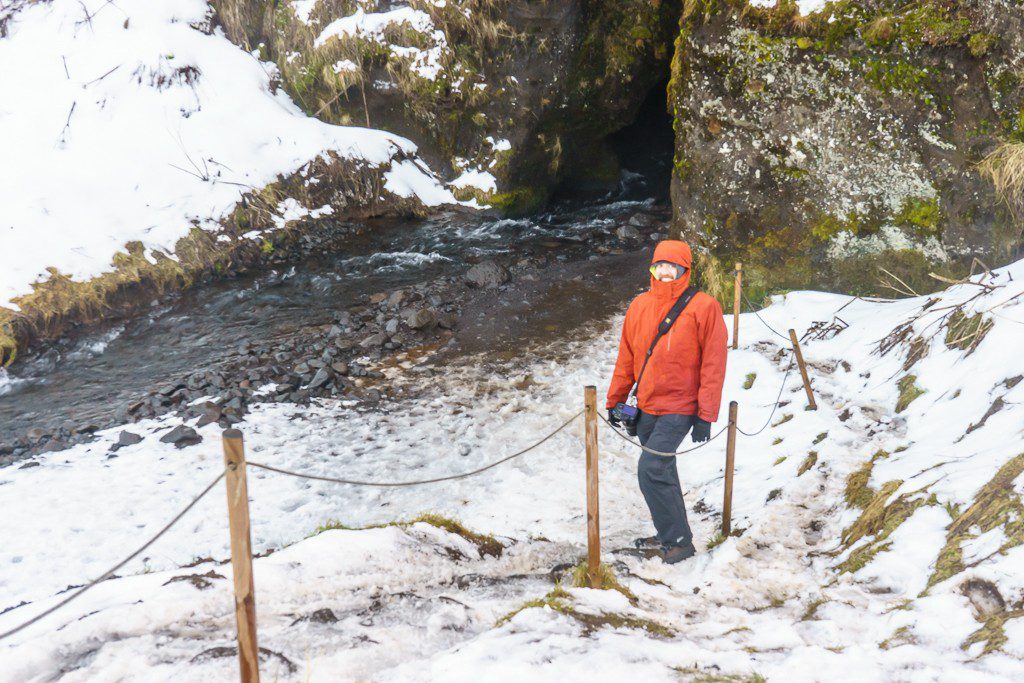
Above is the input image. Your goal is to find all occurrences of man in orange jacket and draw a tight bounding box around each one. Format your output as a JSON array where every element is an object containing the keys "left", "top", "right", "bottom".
[{"left": 606, "top": 239, "right": 728, "bottom": 564}]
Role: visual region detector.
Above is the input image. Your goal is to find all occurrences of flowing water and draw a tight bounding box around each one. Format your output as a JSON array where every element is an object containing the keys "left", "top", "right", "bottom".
[{"left": 0, "top": 183, "right": 668, "bottom": 448}]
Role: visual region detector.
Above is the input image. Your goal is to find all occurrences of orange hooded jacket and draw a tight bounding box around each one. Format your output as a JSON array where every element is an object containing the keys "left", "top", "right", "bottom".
[{"left": 606, "top": 240, "right": 728, "bottom": 422}]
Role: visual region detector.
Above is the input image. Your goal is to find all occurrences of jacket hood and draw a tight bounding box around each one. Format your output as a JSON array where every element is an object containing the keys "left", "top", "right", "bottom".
[{"left": 649, "top": 240, "right": 693, "bottom": 298}]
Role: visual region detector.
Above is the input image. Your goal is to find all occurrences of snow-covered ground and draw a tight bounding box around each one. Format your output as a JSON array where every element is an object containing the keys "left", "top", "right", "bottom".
[
  {"left": 0, "top": 0, "right": 463, "bottom": 309},
  {"left": 2, "top": 259, "right": 1024, "bottom": 680}
]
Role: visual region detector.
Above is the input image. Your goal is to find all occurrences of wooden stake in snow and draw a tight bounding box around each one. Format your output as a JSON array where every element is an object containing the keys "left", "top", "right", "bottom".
[
  {"left": 732, "top": 263, "right": 743, "bottom": 350},
  {"left": 722, "top": 401, "right": 738, "bottom": 536},
  {"left": 789, "top": 329, "right": 817, "bottom": 411},
  {"left": 584, "top": 386, "right": 602, "bottom": 588},
  {"left": 223, "top": 430, "right": 260, "bottom": 683}
]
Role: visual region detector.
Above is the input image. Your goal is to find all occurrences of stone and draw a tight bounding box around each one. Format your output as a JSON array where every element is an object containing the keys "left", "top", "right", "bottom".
[
  {"left": 331, "top": 361, "right": 349, "bottom": 375},
  {"left": 334, "top": 337, "right": 355, "bottom": 351},
  {"left": 628, "top": 213, "right": 652, "bottom": 228},
  {"left": 369, "top": 292, "right": 387, "bottom": 305},
  {"left": 307, "top": 367, "right": 333, "bottom": 389},
  {"left": 464, "top": 261, "right": 510, "bottom": 288},
  {"left": 437, "top": 313, "right": 458, "bottom": 330},
  {"left": 360, "top": 332, "right": 387, "bottom": 348},
  {"left": 385, "top": 318, "right": 400, "bottom": 335},
  {"left": 403, "top": 307, "right": 437, "bottom": 330},
  {"left": 117, "top": 431, "right": 144, "bottom": 447},
  {"left": 386, "top": 289, "right": 407, "bottom": 308},
  {"left": 26, "top": 428, "right": 49, "bottom": 442},
  {"left": 159, "top": 425, "right": 202, "bottom": 449},
  {"left": 616, "top": 224, "right": 640, "bottom": 240}
]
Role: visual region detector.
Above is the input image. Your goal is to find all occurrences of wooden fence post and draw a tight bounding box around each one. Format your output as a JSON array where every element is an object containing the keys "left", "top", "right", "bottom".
[
  {"left": 223, "top": 430, "right": 260, "bottom": 683},
  {"left": 722, "top": 401, "right": 738, "bottom": 536},
  {"left": 732, "top": 263, "right": 743, "bottom": 350},
  {"left": 583, "top": 386, "right": 601, "bottom": 588},
  {"left": 788, "top": 329, "right": 817, "bottom": 411}
]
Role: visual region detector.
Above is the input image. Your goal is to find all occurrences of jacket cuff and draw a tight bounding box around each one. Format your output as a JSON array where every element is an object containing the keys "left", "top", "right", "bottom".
[{"left": 697, "top": 408, "right": 717, "bottom": 423}]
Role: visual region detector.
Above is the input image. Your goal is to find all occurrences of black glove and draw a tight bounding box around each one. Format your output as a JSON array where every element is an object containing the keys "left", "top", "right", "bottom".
[
  {"left": 607, "top": 409, "right": 621, "bottom": 428},
  {"left": 691, "top": 418, "right": 711, "bottom": 443}
]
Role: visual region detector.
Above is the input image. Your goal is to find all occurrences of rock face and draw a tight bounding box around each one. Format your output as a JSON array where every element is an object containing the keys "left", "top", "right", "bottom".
[
  {"left": 667, "top": 0, "right": 1024, "bottom": 296},
  {"left": 211, "top": 0, "right": 682, "bottom": 212}
]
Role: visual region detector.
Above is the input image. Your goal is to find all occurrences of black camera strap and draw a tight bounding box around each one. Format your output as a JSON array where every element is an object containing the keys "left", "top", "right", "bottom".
[{"left": 627, "top": 286, "right": 698, "bottom": 402}]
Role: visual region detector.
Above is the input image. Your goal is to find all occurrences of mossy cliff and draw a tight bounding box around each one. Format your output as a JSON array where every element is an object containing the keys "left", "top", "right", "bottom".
[
  {"left": 211, "top": 0, "right": 682, "bottom": 212},
  {"left": 667, "top": 0, "right": 1024, "bottom": 298}
]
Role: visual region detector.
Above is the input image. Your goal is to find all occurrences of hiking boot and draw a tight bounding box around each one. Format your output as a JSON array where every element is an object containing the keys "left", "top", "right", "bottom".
[
  {"left": 633, "top": 535, "right": 661, "bottom": 549},
  {"left": 662, "top": 543, "right": 696, "bottom": 565}
]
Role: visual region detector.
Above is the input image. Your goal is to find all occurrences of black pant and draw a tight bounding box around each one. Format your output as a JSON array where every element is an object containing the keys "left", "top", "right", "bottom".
[{"left": 636, "top": 412, "right": 695, "bottom": 549}]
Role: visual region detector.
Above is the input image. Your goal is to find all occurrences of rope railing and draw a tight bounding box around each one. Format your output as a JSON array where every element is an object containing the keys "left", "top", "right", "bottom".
[
  {"left": 599, "top": 413, "right": 728, "bottom": 455},
  {"left": 0, "top": 472, "right": 225, "bottom": 643},
  {"left": 247, "top": 410, "right": 583, "bottom": 487}
]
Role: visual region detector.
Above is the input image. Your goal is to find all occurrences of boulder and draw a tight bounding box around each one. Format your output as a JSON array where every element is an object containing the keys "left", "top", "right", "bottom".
[
  {"left": 403, "top": 307, "right": 438, "bottom": 330},
  {"left": 465, "top": 261, "right": 509, "bottom": 288},
  {"left": 160, "top": 425, "right": 202, "bottom": 449}
]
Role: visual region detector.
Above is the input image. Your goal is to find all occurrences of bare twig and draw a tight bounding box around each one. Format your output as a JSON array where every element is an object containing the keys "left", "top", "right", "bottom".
[
  {"left": 878, "top": 267, "right": 921, "bottom": 297},
  {"left": 57, "top": 101, "right": 76, "bottom": 145},
  {"left": 927, "top": 272, "right": 997, "bottom": 291},
  {"left": 62, "top": 55, "right": 70, "bottom": 79},
  {"left": 82, "top": 64, "right": 121, "bottom": 87}
]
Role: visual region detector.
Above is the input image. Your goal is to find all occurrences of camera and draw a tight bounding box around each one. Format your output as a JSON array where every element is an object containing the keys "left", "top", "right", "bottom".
[{"left": 611, "top": 402, "right": 640, "bottom": 436}]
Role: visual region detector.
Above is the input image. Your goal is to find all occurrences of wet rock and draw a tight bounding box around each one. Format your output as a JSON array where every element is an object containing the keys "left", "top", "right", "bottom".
[
  {"left": 616, "top": 225, "right": 641, "bottom": 240},
  {"left": 386, "top": 290, "right": 407, "bottom": 309},
  {"left": 360, "top": 333, "right": 387, "bottom": 349},
  {"left": 19, "top": 460, "right": 40, "bottom": 469},
  {"left": 160, "top": 425, "right": 202, "bottom": 449},
  {"left": 26, "top": 428, "right": 49, "bottom": 443},
  {"left": 464, "top": 261, "right": 509, "bottom": 288},
  {"left": 307, "top": 367, "right": 333, "bottom": 389},
  {"left": 403, "top": 307, "right": 437, "bottom": 330},
  {"left": 628, "top": 213, "right": 653, "bottom": 228}
]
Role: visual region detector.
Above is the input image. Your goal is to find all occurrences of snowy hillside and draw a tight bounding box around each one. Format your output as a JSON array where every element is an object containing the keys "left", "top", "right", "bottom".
[
  {"left": 2, "top": 257, "right": 1024, "bottom": 680},
  {"left": 0, "top": 0, "right": 462, "bottom": 309}
]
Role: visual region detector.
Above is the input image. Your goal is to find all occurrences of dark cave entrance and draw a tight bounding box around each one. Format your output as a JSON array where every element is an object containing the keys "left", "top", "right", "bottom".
[
  {"left": 606, "top": 78, "right": 674, "bottom": 203},
  {"left": 551, "top": 78, "right": 675, "bottom": 206}
]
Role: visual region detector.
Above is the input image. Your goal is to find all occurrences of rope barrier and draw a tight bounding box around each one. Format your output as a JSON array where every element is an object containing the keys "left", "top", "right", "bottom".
[
  {"left": 737, "top": 349, "right": 796, "bottom": 437},
  {"left": 0, "top": 471, "right": 225, "bottom": 643},
  {"left": 599, "top": 413, "right": 728, "bottom": 456},
  {"left": 741, "top": 292, "right": 791, "bottom": 342},
  {"left": 247, "top": 410, "right": 583, "bottom": 487}
]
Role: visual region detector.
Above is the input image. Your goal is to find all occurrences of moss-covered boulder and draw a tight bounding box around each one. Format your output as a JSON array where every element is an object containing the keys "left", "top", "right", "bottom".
[
  {"left": 667, "top": 0, "right": 1024, "bottom": 297},
  {"left": 211, "top": 0, "right": 682, "bottom": 212}
]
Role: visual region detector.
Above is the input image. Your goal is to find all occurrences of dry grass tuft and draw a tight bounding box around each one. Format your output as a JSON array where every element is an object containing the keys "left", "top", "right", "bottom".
[{"left": 979, "top": 142, "right": 1024, "bottom": 229}]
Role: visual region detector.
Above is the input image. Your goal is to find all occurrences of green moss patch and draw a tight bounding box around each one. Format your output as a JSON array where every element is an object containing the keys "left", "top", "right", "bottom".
[
  {"left": 570, "top": 561, "right": 637, "bottom": 604},
  {"left": 311, "top": 513, "right": 505, "bottom": 559},
  {"left": 798, "top": 451, "right": 818, "bottom": 476},
  {"left": 928, "top": 454, "right": 1024, "bottom": 589},
  {"left": 497, "top": 583, "right": 674, "bottom": 638},
  {"left": 944, "top": 310, "right": 994, "bottom": 353},
  {"left": 896, "top": 375, "right": 926, "bottom": 413},
  {"left": 743, "top": 372, "right": 757, "bottom": 390},
  {"left": 839, "top": 480, "right": 932, "bottom": 574}
]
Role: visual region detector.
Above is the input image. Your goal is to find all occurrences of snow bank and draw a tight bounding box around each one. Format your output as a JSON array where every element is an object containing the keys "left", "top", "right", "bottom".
[{"left": 0, "top": 0, "right": 462, "bottom": 309}]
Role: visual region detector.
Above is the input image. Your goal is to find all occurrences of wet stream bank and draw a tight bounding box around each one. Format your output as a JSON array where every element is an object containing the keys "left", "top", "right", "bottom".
[{"left": 0, "top": 196, "right": 670, "bottom": 463}]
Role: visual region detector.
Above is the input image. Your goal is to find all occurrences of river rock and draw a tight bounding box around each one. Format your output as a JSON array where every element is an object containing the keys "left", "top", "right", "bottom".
[
  {"left": 160, "top": 425, "right": 202, "bottom": 449},
  {"left": 628, "top": 213, "right": 653, "bottom": 228},
  {"left": 403, "top": 307, "right": 437, "bottom": 330},
  {"left": 616, "top": 225, "right": 641, "bottom": 241},
  {"left": 386, "top": 290, "right": 407, "bottom": 308},
  {"left": 360, "top": 332, "right": 387, "bottom": 349},
  {"left": 464, "top": 261, "right": 509, "bottom": 288},
  {"left": 307, "top": 367, "right": 333, "bottom": 389}
]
